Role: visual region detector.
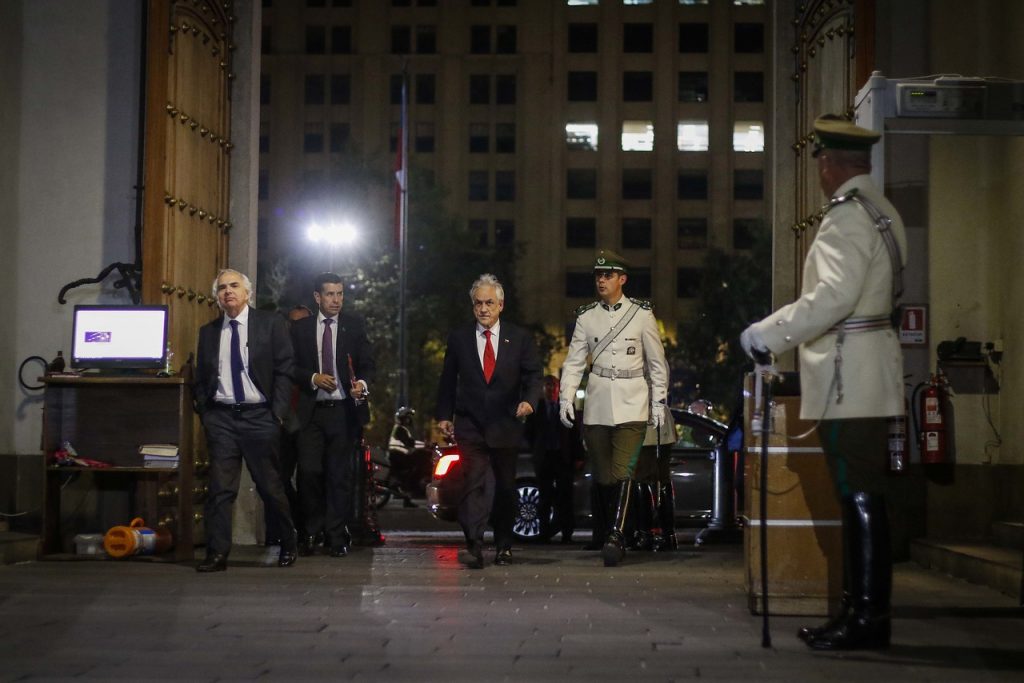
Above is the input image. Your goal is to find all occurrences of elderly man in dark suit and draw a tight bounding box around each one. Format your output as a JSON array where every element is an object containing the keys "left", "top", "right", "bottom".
[
  {"left": 193, "top": 268, "right": 298, "bottom": 572},
  {"left": 291, "top": 272, "right": 375, "bottom": 558},
  {"left": 436, "top": 273, "right": 543, "bottom": 569}
]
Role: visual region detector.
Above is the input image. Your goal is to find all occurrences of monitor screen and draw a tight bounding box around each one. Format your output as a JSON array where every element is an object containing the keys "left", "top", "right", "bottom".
[{"left": 71, "top": 305, "right": 168, "bottom": 370}]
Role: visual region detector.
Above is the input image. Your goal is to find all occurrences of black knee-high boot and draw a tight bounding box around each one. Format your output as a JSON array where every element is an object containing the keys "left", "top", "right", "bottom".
[
  {"left": 798, "top": 494, "right": 856, "bottom": 642},
  {"left": 653, "top": 482, "right": 678, "bottom": 551},
  {"left": 584, "top": 483, "right": 612, "bottom": 550},
  {"left": 602, "top": 480, "right": 632, "bottom": 567},
  {"left": 632, "top": 482, "right": 656, "bottom": 551},
  {"left": 807, "top": 492, "right": 892, "bottom": 650}
]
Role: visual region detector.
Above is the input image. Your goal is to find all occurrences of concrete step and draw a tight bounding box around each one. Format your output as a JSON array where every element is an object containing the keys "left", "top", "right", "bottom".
[
  {"left": 911, "top": 538, "right": 1022, "bottom": 601},
  {"left": 0, "top": 531, "right": 39, "bottom": 565},
  {"left": 991, "top": 520, "right": 1024, "bottom": 550}
]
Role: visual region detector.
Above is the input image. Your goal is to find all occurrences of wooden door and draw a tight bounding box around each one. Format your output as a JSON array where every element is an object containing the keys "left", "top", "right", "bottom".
[
  {"left": 141, "top": 0, "right": 235, "bottom": 369},
  {"left": 788, "top": 0, "right": 874, "bottom": 293}
]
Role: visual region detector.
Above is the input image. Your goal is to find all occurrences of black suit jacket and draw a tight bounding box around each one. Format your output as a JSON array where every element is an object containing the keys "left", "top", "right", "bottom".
[
  {"left": 435, "top": 321, "right": 543, "bottom": 449},
  {"left": 194, "top": 307, "right": 295, "bottom": 422},
  {"left": 291, "top": 311, "right": 376, "bottom": 428}
]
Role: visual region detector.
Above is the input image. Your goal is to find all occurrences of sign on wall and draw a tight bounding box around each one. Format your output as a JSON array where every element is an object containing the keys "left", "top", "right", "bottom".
[{"left": 899, "top": 305, "right": 927, "bottom": 346}]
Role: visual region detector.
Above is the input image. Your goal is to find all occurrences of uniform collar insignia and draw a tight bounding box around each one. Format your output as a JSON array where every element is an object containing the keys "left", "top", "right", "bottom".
[{"left": 601, "top": 302, "right": 622, "bottom": 311}]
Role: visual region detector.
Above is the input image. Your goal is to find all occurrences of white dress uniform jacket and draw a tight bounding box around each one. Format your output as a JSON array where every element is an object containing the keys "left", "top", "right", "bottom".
[
  {"left": 751, "top": 174, "right": 907, "bottom": 420},
  {"left": 560, "top": 296, "right": 669, "bottom": 426}
]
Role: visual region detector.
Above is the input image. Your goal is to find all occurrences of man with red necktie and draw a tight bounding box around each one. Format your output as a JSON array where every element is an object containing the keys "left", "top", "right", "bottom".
[{"left": 436, "top": 274, "right": 543, "bottom": 569}]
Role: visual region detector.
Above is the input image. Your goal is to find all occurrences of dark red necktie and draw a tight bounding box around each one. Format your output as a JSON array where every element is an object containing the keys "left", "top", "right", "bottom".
[
  {"left": 483, "top": 329, "right": 495, "bottom": 383},
  {"left": 322, "top": 318, "right": 334, "bottom": 379}
]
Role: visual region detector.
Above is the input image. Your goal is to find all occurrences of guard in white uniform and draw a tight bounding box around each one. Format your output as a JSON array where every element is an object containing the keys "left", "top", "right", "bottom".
[
  {"left": 741, "top": 115, "right": 906, "bottom": 652},
  {"left": 559, "top": 251, "right": 669, "bottom": 566}
]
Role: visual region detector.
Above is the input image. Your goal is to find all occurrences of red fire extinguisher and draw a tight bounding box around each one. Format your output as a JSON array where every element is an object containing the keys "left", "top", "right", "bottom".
[{"left": 912, "top": 372, "right": 953, "bottom": 464}]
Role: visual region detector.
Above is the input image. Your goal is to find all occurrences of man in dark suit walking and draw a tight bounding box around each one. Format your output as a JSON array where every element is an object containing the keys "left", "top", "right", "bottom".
[
  {"left": 291, "top": 272, "right": 375, "bottom": 558},
  {"left": 193, "top": 268, "right": 298, "bottom": 572},
  {"left": 436, "top": 274, "right": 543, "bottom": 569}
]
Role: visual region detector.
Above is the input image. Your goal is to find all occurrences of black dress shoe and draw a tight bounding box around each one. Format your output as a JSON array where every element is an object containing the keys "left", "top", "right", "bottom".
[
  {"left": 278, "top": 549, "right": 297, "bottom": 567},
  {"left": 457, "top": 543, "right": 484, "bottom": 569},
  {"left": 197, "top": 553, "right": 228, "bottom": 573},
  {"left": 602, "top": 531, "right": 626, "bottom": 567},
  {"left": 298, "top": 534, "right": 321, "bottom": 557},
  {"left": 807, "top": 613, "right": 891, "bottom": 651},
  {"left": 494, "top": 548, "right": 513, "bottom": 566},
  {"left": 328, "top": 544, "right": 349, "bottom": 558}
]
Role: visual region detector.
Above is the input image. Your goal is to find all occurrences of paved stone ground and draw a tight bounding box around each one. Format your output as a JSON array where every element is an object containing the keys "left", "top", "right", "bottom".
[{"left": 1, "top": 512, "right": 1023, "bottom": 681}]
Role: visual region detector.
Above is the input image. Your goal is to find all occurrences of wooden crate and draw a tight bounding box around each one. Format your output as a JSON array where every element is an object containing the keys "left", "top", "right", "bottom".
[{"left": 743, "top": 373, "right": 842, "bottom": 616}]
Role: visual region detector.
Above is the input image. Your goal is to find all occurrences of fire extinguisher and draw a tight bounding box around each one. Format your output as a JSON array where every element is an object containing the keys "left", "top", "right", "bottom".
[{"left": 911, "top": 372, "right": 953, "bottom": 464}]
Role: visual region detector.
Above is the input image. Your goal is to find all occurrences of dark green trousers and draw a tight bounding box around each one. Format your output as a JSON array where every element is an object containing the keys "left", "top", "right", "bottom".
[
  {"left": 817, "top": 418, "right": 889, "bottom": 497},
  {"left": 584, "top": 422, "right": 646, "bottom": 485}
]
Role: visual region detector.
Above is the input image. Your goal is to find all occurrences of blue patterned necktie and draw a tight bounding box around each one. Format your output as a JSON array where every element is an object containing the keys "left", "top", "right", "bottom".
[{"left": 229, "top": 320, "right": 246, "bottom": 403}]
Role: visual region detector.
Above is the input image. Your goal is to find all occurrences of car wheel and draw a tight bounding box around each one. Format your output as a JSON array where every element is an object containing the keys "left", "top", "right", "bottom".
[
  {"left": 370, "top": 484, "right": 391, "bottom": 510},
  {"left": 512, "top": 477, "right": 552, "bottom": 543}
]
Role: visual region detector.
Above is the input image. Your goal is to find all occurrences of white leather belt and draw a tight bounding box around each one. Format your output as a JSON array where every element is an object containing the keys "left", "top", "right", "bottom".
[
  {"left": 590, "top": 365, "right": 644, "bottom": 380},
  {"left": 828, "top": 314, "right": 892, "bottom": 334}
]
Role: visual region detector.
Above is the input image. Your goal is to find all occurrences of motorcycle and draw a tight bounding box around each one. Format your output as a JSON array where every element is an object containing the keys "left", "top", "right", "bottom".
[{"left": 370, "top": 438, "right": 436, "bottom": 509}]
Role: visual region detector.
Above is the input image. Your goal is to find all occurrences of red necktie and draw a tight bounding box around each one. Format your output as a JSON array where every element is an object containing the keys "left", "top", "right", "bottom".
[{"left": 483, "top": 329, "right": 496, "bottom": 383}]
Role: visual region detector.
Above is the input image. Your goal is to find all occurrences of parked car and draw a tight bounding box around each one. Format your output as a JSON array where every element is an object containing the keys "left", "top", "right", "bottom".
[{"left": 426, "top": 406, "right": 732, "bottom": 543}]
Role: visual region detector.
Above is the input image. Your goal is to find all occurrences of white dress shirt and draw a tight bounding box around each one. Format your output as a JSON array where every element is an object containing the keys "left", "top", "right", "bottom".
[
  {"left": 314, "top": 312, "right": 345, "bottom": 401},
  {"left": 213, "top": 306, "right": 266, "bottom": 404},
  {"left": 475, "top": 320, "right": 501, "bottom": 370}
]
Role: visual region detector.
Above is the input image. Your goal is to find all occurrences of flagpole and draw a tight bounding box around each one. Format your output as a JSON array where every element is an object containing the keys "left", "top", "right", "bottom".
[{"left": 397, "top": 62, "right": 410, "bottom": 411}]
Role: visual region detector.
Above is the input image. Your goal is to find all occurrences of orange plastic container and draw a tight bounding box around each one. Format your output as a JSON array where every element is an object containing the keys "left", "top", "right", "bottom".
[{"left": 103, "top": 518, "right": 174, "bottom": 558}]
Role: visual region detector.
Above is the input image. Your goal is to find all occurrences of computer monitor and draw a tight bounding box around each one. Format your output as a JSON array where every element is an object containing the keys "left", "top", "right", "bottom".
[{"left": 71, "top": 305, "right": 168, "bottom": 370}]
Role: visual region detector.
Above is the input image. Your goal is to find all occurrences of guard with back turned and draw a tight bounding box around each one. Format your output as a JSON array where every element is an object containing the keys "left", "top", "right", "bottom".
[{"left": 741, "top": 115, "right": 907, "bottom": 650}]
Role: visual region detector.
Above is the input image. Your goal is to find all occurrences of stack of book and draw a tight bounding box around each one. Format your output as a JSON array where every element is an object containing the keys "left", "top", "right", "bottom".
[{"left": 139, "top": 443, "right": 179, "bottom": 469}]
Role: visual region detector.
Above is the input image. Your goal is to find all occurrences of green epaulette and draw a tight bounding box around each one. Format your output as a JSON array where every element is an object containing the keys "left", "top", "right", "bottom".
[
  {"left": 574, "top": 301, "right": 599, "bottom": 316},
  {"left": 631, "top": 298, "right": 653, "bottom": 310}
]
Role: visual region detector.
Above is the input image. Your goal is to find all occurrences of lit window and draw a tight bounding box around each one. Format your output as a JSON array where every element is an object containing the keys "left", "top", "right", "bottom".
[
  {"left": 679, "top": 0, "right": 707, "bottom": 5},
  {"left": 677, "top": 121, "right": 709, "bottom": 152},
  {"left": 733, "top": 121, "right": 764, "bottom": 152},
  {"left": 621, "top": 120, "right": 654, "bottom": 152},
  {"left": 733, "top": 0, "right": 764, "bottom": 6},
  {"left": 624, "top": 0, "right": 652, "bottom": 4},
  {"left": 566, "top": 122, "right": 598, "bottom": 151},
  {"left": 567, "top": 0, "right": 599, "bottom": 5}
]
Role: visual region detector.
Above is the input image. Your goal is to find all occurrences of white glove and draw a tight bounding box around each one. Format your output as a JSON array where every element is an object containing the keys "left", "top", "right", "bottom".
[
  {"left": 558, "top": 401, "right": 575, "bottom": 429},
  {"left": 650, "top": 401, "right": 666, "bottom": 428},
  {"left": 740, "top": 324, "right": 769, "bottom": 360}
]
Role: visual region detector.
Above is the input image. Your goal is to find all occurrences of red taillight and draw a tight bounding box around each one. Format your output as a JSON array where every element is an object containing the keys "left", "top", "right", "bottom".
[{"left": 434, "top": 453, "right": 460, "bottom": 477}]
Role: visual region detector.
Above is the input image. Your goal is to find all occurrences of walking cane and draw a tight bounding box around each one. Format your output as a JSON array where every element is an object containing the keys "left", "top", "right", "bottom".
[{"left": 751, "top": 349, "right": 776, "bottom": 648}]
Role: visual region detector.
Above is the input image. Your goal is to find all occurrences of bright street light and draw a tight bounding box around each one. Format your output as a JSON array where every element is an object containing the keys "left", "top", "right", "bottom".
[
  {"left": 305, "top": 219, "right": 360, "bottom": 272},
  {"left": 306, "top": 220, "right": 359, "bottom": 247}
]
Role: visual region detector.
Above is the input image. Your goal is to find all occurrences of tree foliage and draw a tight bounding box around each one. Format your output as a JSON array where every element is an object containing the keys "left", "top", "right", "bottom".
[{"left": 671, "top": 226, "right": 773, "bottom": 419}]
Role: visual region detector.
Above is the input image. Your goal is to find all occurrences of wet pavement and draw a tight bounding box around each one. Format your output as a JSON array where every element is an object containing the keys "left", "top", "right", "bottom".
[{"left": 1, "top": 507, "right": 1022, "bottom": 681}]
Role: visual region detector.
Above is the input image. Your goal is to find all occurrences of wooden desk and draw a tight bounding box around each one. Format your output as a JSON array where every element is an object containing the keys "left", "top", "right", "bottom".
[{"left": 40, "top": 373, "right": 197, "bottom": 562}]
